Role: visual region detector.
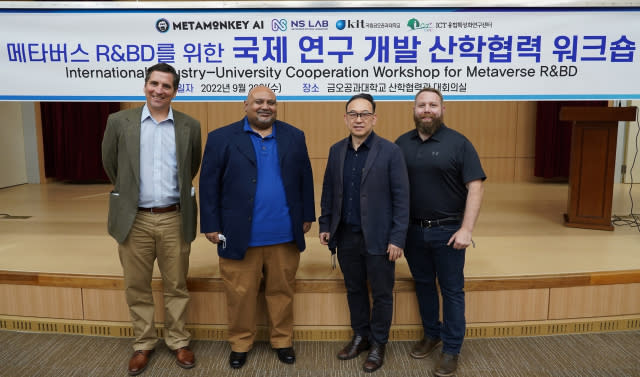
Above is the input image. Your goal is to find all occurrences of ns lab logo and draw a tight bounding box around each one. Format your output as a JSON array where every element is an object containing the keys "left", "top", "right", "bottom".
[{"left": 272, "top": 19, "right": 329, "bottom": 31}]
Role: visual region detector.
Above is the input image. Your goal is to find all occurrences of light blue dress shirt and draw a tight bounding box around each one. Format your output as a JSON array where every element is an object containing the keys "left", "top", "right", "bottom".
[{"left": 138, "top": 104, "right": 180, "bottom": 208}]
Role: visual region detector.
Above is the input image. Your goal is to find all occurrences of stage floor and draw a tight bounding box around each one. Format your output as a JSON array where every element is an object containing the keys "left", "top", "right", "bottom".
[{"left": 1, "top": 181, "right": 639, "bottom": 281}]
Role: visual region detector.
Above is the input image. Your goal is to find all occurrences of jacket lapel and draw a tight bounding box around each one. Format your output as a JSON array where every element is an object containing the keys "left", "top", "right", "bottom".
[
  {"left": 232, "top": 122, "right": 257, "bottom": 166},
  {"left": 276, "top": 122, "right": 293, "bottom": 168},
  {"left": 361, "top": 134, "right": 381, "bottom": 184},
  {"left": 336, "top": 138, "right": 349, "bottom": 192},
  {"left": 174, "top": 112, "right": 189, "bottom": 186}
]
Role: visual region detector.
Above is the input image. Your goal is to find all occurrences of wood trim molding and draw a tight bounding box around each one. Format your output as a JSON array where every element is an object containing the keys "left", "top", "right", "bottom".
[
  {"left": 2, "top": 314, "right": 639, "bottom": 341},
  {"left": 2, "top": 270, "right": 640, "bottom": 292}
]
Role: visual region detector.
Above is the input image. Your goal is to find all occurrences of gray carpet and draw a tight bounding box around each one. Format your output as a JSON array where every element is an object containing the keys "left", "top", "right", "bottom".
[{"left": 1, "top": 330, "right": 639, "bottom": 377}]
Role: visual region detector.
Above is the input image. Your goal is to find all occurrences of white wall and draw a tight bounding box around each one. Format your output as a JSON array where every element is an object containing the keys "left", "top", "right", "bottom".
[
  {"left": 0, "top": 102, "right": 28, "bottom": 188},
  {"left": 21, "top": 103, "right": 40, "bottom": 183}
]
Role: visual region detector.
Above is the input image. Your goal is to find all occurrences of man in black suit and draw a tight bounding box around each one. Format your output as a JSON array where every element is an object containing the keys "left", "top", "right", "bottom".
[{"left": 319, "top": 93, "right": 410, "bottom": 373}]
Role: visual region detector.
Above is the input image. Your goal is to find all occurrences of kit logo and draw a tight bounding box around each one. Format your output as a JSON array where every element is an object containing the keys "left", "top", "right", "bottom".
[{"left": 336, "top": 19, "right": 364, "bottom": 29}]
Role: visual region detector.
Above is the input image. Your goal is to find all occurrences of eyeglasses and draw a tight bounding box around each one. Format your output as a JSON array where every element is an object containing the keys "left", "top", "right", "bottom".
[{"left": 346, "top": 112, "right": 374, "bottom": 120}]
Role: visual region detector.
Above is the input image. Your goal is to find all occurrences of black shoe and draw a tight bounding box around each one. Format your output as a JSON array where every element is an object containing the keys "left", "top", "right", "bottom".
[
  {"left": 275, "top": 347, "right": 296, "bottom": 364},
  {"left": 229, "top": 351, "right": 247, "bottom": 369},
  {"left": 435, "top": 352, "right": 459, "bottom": 377},
  {"left": 363, "top": 342, "right": 385, "bottom": 373},
  {"left": 337, "top": 334, "right": 371, "bottom": 360}
]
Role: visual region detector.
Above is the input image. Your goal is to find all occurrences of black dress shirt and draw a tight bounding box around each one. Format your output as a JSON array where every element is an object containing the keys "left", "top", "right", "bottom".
[{"left": 341, "top": 133, "right": 374, "bottom": 231}]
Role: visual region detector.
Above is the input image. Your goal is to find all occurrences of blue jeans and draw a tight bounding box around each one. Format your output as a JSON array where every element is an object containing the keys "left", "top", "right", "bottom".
[{"left": 405, "top": 224, "right": 466, "bottom": 355}]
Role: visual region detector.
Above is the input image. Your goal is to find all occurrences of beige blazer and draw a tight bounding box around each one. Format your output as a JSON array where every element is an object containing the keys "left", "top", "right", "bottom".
[{"left": 101, "top": 106, "right": 202, "bottom": 244}]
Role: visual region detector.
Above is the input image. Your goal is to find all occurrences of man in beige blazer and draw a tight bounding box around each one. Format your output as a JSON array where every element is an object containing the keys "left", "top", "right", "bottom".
[{"left": 101, "top": 63, "right": 202, "bottom": 376}]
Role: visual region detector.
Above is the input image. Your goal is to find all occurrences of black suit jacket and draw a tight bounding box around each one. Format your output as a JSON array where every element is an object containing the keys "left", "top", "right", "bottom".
[{"left": 319, "top": 132, "right": 410, "bottom": 255}]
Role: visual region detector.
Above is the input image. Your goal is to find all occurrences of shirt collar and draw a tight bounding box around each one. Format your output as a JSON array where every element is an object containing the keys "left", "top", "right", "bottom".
[
  {"left": 141, "top": 104, "right": 174, "bottom": 124},
  {"left": 410, "top": 124, "right": 446, "bottom": 142},
  {"left": 243, "top": 117, "right": 275, "bottom": 138},
  {"left": 348, "top": 131, "right": 375, "bottom": 150}
]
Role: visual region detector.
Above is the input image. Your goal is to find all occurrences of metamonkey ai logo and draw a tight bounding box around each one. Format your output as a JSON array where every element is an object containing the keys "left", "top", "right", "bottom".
[{"left": 156, "top": 18, "right": 170, "bottom": 33}]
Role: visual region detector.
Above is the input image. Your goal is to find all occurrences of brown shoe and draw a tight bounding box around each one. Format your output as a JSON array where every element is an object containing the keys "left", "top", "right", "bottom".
[
  {"left": 434, "top": 352, "right": 459, "bottom": 377},
  {"left": 337, "top": 335, "right": 371, "bottom": 360},
  {"left": 175, "top": 346, "right": 195, "bottom": 369},
  {"left": 362, "top": 342, "right": 385, "bottom": 373},
  {"left": 410, "top": 337, "right": 442, "bottom": 359},
  {"left": 128, "top": 349, "right": 153, "bottom": 376}
]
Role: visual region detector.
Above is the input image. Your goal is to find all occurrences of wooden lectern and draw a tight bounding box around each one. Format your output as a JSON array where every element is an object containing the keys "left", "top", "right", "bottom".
[{"left": 559, "top": 106, "right": 637, "bottom": 231}]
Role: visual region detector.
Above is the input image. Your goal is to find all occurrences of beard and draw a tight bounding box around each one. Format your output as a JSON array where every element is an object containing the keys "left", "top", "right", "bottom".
[
  {"left": 414, "top": 112, "right": 443, "bottom": 136},
  {"left": 250, "top": 112, "right": 276, "bottom": 129}
]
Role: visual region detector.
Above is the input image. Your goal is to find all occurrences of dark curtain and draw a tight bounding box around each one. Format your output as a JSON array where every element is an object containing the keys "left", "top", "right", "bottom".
[
  {"left": 41, "top": 102, "right": 120, "bottom": 182},
  {"left": 534, "top": 101, "right": 607, "bottom": 179}
]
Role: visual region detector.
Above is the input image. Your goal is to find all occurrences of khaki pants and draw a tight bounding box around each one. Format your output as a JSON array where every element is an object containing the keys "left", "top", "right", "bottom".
[
  {"left": 220, "top": 242, "right": 300, "bottom": 352},
  {"left": 118, "top": 210, "right": 191, "bottom": 351}
]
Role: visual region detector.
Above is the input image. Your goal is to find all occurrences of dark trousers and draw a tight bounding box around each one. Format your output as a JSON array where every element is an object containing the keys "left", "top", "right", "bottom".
[
  {"left": 405, "top": 224, "right": 466, "bottom": 355},
  {"left": 337, "top": 225, "right": 395, "bottom": 345}
]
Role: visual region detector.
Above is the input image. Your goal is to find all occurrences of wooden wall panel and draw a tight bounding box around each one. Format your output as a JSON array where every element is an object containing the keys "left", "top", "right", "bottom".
[
  {"left": 466, "top": 289, "right": 549, "bottom": 323},
  {"left": 514, "top": 157, "right": 540, "bottom": 183},
  {"left": 394, "top": 291, "right": 422, "bottom": 325},
  {"left": 82, "top": 288, "right": 164, "bottom": 322},
  {"left": 374, "top": 101, "right": 415, "bottom": 142},
  {"left": 310, "top": 156, "right": 328, "bottom": 185},
  {"left": 187, "top": 291, "right": 353, "bottom": 326},
  {"left": 119, "top": 100, "right": 538, "bottom": 184},
  {"left": 205, "top": 102, "right": 245, "bottom": 133},
  {"left": 444, "top": 101, "right": 517, "bottom": 158},
  {"left": 0, "top": 285, "right": 83, "bottom": 319},
  {"left": 395, "top": 289, "right": 551, "bottom": 325},
  {"left": 293, "top": 293, "right": 351, "bottom": 326},
  {"left": 186, "top": 291, "right": 227, "bottom": 325},
  {"left": 548, "top": 283, "right": 640, "bottom": 319},
  {"left": 172, "top": 102, "right": 208, "bottom": 128},
  {"left": 516, "top": 102, "right": 537, "bottom": 158},
  {"left": 82, "top": 288, "right": 130, "bottom": 322},
  {"left": 480, "top": 158, "right": 515, "bottom": 183},
  {"left": 282, "top": 102, "right": 349, "bottom": 158}
]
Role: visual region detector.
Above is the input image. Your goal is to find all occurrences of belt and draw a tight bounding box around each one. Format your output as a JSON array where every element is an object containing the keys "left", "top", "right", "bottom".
[
  {"left": 138, "top": 204, "right": 179, "bottom": 213},
  {"left": 410, "top": 217, "right": 460, "bottom": 228}
]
